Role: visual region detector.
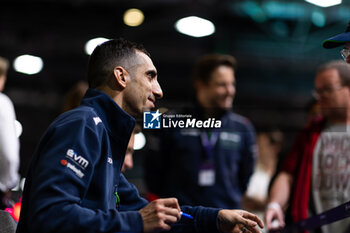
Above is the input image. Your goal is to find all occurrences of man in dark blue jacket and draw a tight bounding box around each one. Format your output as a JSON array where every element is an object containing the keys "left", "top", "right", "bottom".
[{"left": 16, "top": 38, "right": 264, "bottom": 233}]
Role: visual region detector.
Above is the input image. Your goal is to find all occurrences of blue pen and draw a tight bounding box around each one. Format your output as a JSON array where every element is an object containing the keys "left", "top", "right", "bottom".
[{"left": 180, "top": 211, "right": 194, "bottom": 219}]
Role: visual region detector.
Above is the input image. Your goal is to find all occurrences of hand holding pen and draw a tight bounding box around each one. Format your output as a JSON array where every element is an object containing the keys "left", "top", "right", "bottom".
[{"left": 139, "top": 198, "right": 182, "bottom": 233}]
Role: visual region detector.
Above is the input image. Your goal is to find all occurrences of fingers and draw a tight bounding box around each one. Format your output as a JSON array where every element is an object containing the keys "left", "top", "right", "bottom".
[
  {"left": 232, "top": 224, "right": 242, "bottom": 233},
  {"left": 158, "top": 198, "right": 181, "bottom": 212},
  {"left": 139, "top": 198, "right": 181, "bottom": 233},
  {"left": 234, "top": 224, "right": 257, "bottom": 233},
  {"left": 236, "top": 215, "right": 257, "bottom": 228},
  {"left": 155, "top": 210, "right": 179, "bottom": 226},
  {"left": 265, "top": 208, "right": 274, "bottom": 229},
  {"left": 243, "top": 228, "right": 254, "bottom": 233},
  {"left": 153, "top": 198, "right": 181, "bottom": 222},
  {"left": 158, "top": 198, "right": 181, "bottom": 220},
  {"left": 237, "top": 223, "right": 261, "bottom": 233},
  {"left": 241, "top": 211, "right": 264, "bottom": 229},
  {"left": 157, "top": 220, "right": 172, "bottom": 232},
  {"left": 227, "top": 211, "right": 262, "bottom": 233},
  {"left": 163, "top": 204, "right": 182, "bottom": 223},
  {"left": 245, "top": 225, "right": 260, "bottom": 233},
  {"left": 265, "top": 208, "right": 285, "bottom": 230},
  {"left": 218, "top": 209, "right": 265, "bottom": 233},
  {"left": 276, "top": 209, "right": 285, "bottom": 228}
]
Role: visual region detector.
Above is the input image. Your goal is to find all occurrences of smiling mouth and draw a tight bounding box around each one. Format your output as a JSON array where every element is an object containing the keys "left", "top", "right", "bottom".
[{"left": 148, "top": 97, "right": 155, "bottom": 107}]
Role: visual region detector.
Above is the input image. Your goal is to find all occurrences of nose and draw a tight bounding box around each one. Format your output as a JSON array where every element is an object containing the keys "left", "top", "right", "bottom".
[
  {"left": 227, "top": 83, "right": 235, "bottom": 96},
  {"left": 153, "top": 80, "right": 163, "bottom": 99}
]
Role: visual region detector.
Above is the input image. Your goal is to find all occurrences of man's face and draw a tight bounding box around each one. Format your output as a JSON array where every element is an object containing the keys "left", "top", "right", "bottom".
[
  {"left": 314, "top": 68, "right": 350, "bottom": 118},
  {"left": 199, "top": 65, "right": 236, "bottom": 110},
  {"left": 123, "top": 51, "right": 163, "bottom": 117}
]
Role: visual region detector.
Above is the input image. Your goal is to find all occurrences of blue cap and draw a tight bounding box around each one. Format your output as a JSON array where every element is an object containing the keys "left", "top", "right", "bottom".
[{"left": 323, "top": 22, "right": 350, "bottom": 49}]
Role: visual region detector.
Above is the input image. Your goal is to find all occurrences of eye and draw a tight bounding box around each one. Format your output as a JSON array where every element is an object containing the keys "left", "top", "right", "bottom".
[
  {"left": 146, "top": 71, "right": 157, "bottom": 80},
  {"left": 217, "top": 82, "right": 226, "bottom": 87}
]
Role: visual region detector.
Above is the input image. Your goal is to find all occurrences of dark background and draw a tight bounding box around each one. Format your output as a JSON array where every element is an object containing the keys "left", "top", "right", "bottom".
[{"left": 1, "top": 0, "right": 349, "bottom": 180}]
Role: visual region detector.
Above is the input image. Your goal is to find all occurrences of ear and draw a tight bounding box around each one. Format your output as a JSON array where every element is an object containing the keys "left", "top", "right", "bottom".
[
  {"left": 113, "top": 66, "right": 128, "bottom": 89},
  {"left": 0, "top": 75, "right": 6, "bottom": 92},
  {"left": 194, "top": 80, "right": 205, "bottom": 92}
]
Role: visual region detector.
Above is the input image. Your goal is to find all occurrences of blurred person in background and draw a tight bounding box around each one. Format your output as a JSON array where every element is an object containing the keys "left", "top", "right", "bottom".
[
  {"left": 121, "top": 131, "right": 135, "bottom": 173},
  {"left": 243, "top": 129, "right": 284, "bottom": 232},
  {"left": 323, "top": 21, "right": 350, "bottom": 64},
  {"left": 265, "top": 60, "right": 350, "bottom": 233},
  {"left": 305, "top": 97, "right": 322, "bottom": 126},
  {"left": 121, "top": 124, "right": 142, "bottom": 173},
  {"left": 17, "top": 38, "right": 264, "bottom": 233},
  {"left": 144, "top": 54, "right": 257, "bottom": 209},
  {"left": 0, "top": 56, "right": 20, "bottom": 210},
  {"left": 62, "top": 81, "right": 89, "bottom": 112}
]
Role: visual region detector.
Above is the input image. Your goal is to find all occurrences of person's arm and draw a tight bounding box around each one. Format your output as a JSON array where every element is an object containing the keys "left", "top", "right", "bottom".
[
  {"left": 119, "top": 171, "right": 265, "bottom": 233},
  {"left": 119, "top": 173, "right": 148, "bottom": 211},
  {"left": 0, "top": 95, "right": 19, "bottom": 192},
  {"left": 242, "top": 194, "right": 267, "bottom": 212},
  {"left": 22, "top": 117, "right": 144, "bottom": 233},
  {"left": 265, "top": 171, "right": 294, "bottom": 230},
  {"left": 264, "top": 127, "right": 309, "bottom": 230}
]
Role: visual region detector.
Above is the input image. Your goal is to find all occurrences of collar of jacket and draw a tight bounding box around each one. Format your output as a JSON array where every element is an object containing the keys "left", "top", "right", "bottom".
[{"left": 81, "top": 88, "right": 136, "bottom": 146}]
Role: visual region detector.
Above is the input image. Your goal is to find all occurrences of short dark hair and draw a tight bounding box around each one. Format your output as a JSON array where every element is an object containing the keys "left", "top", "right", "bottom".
[
  {"left": 87, "top": 38, "right": 150, "bottom": 88},
  {"left": 317, "top": 60, "right": 350, "bottom": 86},
  {"left": 192, "top": 54, "right": 237, "bottom": 85}
]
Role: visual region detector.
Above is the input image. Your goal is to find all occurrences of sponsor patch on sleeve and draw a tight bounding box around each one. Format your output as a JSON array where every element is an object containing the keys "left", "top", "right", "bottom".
[{"left": 60, "top": 149, "right": 90, "bottom": 179}]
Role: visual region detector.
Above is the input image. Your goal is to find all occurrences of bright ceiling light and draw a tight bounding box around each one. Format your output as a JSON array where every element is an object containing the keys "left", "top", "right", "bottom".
[
  {"left": 175, "top": 16, "right": 215, "bottom": 38},
  {"left": 123, "top": 8, "right": 145, "bottom": 27},
  {"left": 305, "top": 0, "right": 342, "bottom": 7},
  {"left": 85, "top": 37, "right": 109, "bottom": 55},
  {"left": 15, "top": 120, "right": 22, "bottom": 138},
  {"left": 134, "top": 132, "right": 146, "bottom": 150},
  {"left": 13, "top": 54, "right": 43, "bottom": 75}
]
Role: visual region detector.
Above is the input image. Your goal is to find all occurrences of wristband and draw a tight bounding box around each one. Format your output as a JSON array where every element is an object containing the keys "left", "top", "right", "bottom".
[{"left": 267, "top": 202, "right": 282, "bottom": 211}]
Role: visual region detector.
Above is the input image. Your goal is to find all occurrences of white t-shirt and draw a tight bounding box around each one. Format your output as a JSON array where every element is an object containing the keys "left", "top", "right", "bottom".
[
  {"left": 0, "top": 92, "right": 20, "bottom": 192},
  {"left": 312, "top": 124, "right": 350, "bottom": 233},
  {"left": 245, "top": 166, "right": 270, "bottom": 233},
  {"left": 246, "top": 166, "right": 270, "bottom": 201}
]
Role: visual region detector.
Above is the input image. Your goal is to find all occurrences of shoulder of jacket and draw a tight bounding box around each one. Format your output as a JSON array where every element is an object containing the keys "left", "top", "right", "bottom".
[
  {"left": 54, "top": 106, "right": 105, "bottom": 131},
  {"left": 227, "top": 112, "right": 252, "bottom": 126}
]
